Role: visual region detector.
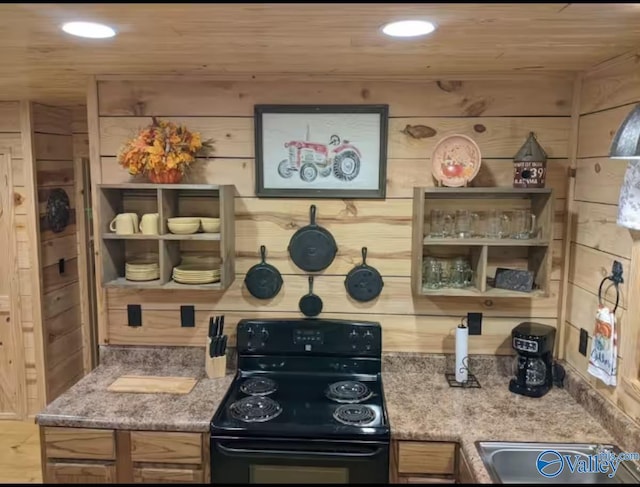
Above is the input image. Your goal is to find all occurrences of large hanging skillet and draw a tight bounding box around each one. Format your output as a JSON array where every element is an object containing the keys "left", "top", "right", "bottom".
[
  {"left": 288, "top": 205, "right": 338, "bottom": 272},
  {"left": 345, "top": 247, "right": 384, "bottom": 302},
  {"left": 244, "top": 245, "right": 283, "bottom": 300},
  {"left": 299, "top": 276, "right": 323, "bottom": 317}
]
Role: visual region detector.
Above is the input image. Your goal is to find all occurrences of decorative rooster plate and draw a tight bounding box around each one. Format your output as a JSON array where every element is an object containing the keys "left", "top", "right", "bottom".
[{"left": 431, "top": 134, "right": 482, "bottom": 187}]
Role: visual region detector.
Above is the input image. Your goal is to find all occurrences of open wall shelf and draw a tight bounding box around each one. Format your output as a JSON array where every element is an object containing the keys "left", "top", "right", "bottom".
[
  {"left": 411, "top": 187, "right": 554, "bottom": 298},
  {"left": 97, "top": 183, "right": 235, "bottom": 290}
]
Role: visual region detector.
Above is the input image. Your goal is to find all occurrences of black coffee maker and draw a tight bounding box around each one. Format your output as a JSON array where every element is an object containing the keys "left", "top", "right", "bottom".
[{"left": 509, "top": 322, "right": 556, "bottom": 398}]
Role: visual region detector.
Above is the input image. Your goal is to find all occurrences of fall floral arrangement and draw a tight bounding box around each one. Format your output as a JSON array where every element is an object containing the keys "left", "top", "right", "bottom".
[{"left": 117, "top": 117, "right": 214, "bottom": 183}]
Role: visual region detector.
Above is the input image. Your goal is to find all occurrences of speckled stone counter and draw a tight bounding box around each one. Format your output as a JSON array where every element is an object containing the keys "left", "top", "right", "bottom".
[
  {"left": 382, "top": 354, "right": 637, "bottom": 483},
  {"left": 36, "top": 346, "right": 234, "bottom": 432},
  {"left": 36, "top": 347, "right": 640, "bottom": 483}
]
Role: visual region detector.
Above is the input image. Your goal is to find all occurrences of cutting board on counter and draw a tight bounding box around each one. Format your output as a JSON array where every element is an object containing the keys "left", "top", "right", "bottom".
[{"left": 107, "top": 375, "right": 197, "bottom": 394}]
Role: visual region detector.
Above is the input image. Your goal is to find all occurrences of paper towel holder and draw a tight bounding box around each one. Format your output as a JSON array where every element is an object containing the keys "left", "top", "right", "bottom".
[{"left": 445, "top": 372, "right": 481, "bottom": 388}]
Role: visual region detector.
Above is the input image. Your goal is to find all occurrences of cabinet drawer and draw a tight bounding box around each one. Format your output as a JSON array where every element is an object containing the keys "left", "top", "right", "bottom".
[
  {"left": 44, "top": 427, "right": 115, "bottom": 460},
  {"left": 399, "top": 476, "right": 455, "bottom": 484},
  {"left": 398, "top": 442, "right": 456, "bottom": 475},
  {"left": 46, "top": 462, "right": 115, "bottom": 483},
  {"left": 131, "top": 431, "right": 202, "bottom": 464},
  {"left": 133, "top": 467, "right": 203, "bottom": 483}
]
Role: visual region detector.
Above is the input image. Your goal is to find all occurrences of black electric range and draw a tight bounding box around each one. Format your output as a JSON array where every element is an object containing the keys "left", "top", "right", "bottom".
[{"left": 210, "top": 318, "right": 390, "bottom": 484}]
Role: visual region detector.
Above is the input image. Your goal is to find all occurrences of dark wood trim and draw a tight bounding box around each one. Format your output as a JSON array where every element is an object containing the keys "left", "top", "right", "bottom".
[{"left": 115, "top": 430, "right": 133, "bottom": 483}]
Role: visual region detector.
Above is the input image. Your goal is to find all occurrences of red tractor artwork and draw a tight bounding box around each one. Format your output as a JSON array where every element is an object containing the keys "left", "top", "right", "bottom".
[{"left": 277, "top": 126, "right": 362, "bottom": 183}]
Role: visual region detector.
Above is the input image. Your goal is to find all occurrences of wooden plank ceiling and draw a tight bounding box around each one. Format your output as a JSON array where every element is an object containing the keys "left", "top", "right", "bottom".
[{"left": 1, "top": 3, "right": 640, "bottom": 103}]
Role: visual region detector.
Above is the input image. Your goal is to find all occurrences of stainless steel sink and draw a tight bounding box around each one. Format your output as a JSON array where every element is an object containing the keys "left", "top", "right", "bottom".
[{"left": 476, "top": 441, "right": 640, "bottom": 484}]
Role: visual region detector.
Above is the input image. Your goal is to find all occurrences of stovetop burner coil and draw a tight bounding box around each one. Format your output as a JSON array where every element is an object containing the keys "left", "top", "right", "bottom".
[
  {"left": 229, "top": 396, "right": 283, "bottom": 423},
  {"left": 333, "top": 404, "right": 376, "bottom": 426},
  {"left": 240, "top": 377, "right": 278, "bottom": 396},
  {"left": 326, "top": 380, "right": 372, "bottom": 403}
]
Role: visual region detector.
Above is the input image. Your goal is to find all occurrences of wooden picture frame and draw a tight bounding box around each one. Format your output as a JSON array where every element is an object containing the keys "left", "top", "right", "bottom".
[{"left": 254, "top": 104, "right": 389, "bottom": 199}]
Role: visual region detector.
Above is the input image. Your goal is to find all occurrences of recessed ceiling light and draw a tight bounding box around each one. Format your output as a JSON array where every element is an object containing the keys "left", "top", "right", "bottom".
[
  {"left": 382, "top": 20, "right": 436, "bottom": 38},
  {"left": 62, "top": 21, "right": 116, "bottom": 39}
]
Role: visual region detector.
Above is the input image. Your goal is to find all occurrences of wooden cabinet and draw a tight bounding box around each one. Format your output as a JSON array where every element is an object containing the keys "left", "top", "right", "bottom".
[
  {"left": 97, "top": 183, "right": 235, "bottom": 291},
  {"left": 41, "top": 426, "right": 209, "bottom": 484},
  {"left": 46, "top": 462, "right": 116, "bottom": 484},
  {"left": 412, "top": 187, "right": 554, "bottom": 298},
  {"left": 44, "top": 427, "right": 116, "bottom": 460},
  {"left": 132, "top": 467, "right": 204, "bottom": 484},
  {"left": 457, "top": 449, "right": 475, "bottom": 484},
  {"left": 392, "top": 441, "right": 459, "bottom": 484},
  {"left": 130, "top": 431, "right": 202, "bottom": 464}
]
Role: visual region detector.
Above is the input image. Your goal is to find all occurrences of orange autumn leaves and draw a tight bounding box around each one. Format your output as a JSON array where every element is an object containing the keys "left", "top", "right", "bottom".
[{"left": 117, "top": 117, "right": 213, "bottom": 176}]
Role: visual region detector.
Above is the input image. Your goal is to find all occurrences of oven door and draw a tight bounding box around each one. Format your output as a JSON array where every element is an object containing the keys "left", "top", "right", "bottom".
[{"left": 211, "top": 437, "right": 389, "bottom": 484}]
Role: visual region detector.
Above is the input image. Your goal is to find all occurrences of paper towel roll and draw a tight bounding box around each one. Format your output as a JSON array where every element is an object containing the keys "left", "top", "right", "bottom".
[{"left": 455, "top": 324, "right": 469, "bottom": 383}]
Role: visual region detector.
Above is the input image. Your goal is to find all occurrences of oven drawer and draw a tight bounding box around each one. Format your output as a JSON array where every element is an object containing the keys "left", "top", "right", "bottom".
[
  {"left": 131, "top": 431, "right": 202, "bottom": 464},
  {"left": 397, "top": 441, "right": 456, "bottom": 475},
  {"left": 211, "top": 438, "right": 389, "bottom": 483}
]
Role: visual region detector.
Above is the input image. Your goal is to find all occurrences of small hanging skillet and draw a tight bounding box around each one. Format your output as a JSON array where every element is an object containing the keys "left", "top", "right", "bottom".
[
  {"left": 299, "top": 275, "right": 323, "bottom": 317},
  {"left": 344, "top": 247, "right": 384, "bottom": 302},
  {"left": 244, "top": 245, "right": 283, "bottom": 300},
  {"left": 288, "top": 205, "right": 338, "bottom": 272}
]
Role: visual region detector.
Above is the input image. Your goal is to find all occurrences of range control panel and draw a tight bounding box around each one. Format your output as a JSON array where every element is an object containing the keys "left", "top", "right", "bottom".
[
  {"left": 513, "top": 337, "right": 538, "bottom": 353},
  {"left": 236, "top": 318, "right": 382, "bottom": 356}
]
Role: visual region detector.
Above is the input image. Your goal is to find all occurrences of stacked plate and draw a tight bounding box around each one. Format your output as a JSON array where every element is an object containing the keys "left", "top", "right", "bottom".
[
  {"left": 172, "top": 264, "right": 221, "bottom": 285},
  {"left": 125, "top": 257, "right": 160, "bottom": 282}
]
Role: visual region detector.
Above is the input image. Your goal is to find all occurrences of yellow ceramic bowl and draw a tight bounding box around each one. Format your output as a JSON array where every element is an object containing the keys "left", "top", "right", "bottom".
[
  {"left": 200, "top": 217, "right": 221, "bottom": 233},
  {"left": 167, "top": 217, "right": 201, "bottom": 224},
  {"left": 167, "top": 221, "right": 201, "bottom": 235}
]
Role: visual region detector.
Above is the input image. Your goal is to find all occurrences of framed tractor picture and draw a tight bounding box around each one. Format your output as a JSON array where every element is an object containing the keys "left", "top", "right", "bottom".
[{"left": 254, "top": 104, "right": 389, "bottom": 198}]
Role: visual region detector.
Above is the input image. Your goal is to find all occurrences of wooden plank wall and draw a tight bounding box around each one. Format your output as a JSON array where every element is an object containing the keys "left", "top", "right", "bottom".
[
  {"left": 563, "top": 50, "right": 640, "bottom": 422},
  {"left": 0, "top": 101, "right": 43, "bottom": 416},
  {"left": 94, "top": 77, "right": 574, "bottom": 354},
  {"left": 31, "top": 104, "right": 85, "bottom": 401}
]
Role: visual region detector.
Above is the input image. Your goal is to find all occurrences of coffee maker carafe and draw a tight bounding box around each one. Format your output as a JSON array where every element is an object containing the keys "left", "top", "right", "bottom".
[{"left": 509, "top": 322, "right": 556, "bottom": 398}]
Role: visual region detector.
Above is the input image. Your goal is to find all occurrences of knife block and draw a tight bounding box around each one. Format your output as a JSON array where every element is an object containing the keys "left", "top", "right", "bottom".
[{"left": 206, "top": 354, "right": 226, "bottom": 379}]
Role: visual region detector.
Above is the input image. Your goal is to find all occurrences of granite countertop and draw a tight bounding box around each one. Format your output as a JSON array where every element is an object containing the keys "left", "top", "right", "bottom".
[
  {"left": 36, "top": 346, "right": 234, "bottom": 432},
  {"left": 382, "top": 354, "right": 625, "bottom": 483},
  {"left": 36, "top": 348, "right": 639, "bottom": 483}
]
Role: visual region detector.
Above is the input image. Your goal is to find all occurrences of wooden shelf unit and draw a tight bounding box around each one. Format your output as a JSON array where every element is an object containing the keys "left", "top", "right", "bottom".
[
  {"left": 412, "top": 187, "right": 554, "bottom": 298},
  {"left": 97, "top": 183, "right": 235, "bottom": 291}
]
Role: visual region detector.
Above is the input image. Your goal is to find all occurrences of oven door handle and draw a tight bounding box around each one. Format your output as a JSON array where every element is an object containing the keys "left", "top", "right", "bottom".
[{"left": 216, "top": 442, "right": 385, "bottom": 458}]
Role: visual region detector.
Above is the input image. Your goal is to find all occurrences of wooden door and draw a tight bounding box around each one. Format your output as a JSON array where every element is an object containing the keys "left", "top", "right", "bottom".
[{"left": 0, "top": 150, "right": 25, "bottom": 419}]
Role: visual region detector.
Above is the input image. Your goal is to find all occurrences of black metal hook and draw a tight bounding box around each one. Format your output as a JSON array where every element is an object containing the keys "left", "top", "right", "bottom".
[{"left": 597, "top": 260, "right": 623, "bottom": 314}]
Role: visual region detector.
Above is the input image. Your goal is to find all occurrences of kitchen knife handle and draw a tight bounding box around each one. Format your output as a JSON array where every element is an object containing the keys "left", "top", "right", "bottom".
[
  {"left": 209, "top": 336, "right": 217, "bottom": 358},
  {"left": 220, "top": 335, "right": 228, "bottom": 356},
  {"left": 208, "top": 317, "right": 215, "bottom": 338},
  {"left": 219, "top": 315, "right": 225, "bottom": 336}
]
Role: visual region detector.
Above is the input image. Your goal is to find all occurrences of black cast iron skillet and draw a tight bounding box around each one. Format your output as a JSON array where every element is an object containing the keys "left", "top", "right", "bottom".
[
  {"left": 288, "top": 205, "right": 338, "bottom": 272},
  {"left": 299, "top": 275, "right": 323, "bottom": 317},
  {"left": 244, "top": 245, "right": 283, "bottom": 300},
  {"left": 344, "top": 247, "right": 384, "bottom": 302}
]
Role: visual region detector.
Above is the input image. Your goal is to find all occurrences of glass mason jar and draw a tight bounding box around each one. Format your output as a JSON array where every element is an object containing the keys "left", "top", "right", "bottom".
[
  {"left": 450, "top": 258, "right": 473, "bottom": 288},
  {"left": 423, "top": 259, "right": 443, "bottom": 289}
]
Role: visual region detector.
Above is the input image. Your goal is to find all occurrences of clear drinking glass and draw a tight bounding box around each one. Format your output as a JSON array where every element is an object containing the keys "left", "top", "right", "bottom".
[
  {"left": 423, "top": 260, "right": 443, "bottom": 289},
  {"left": 429, "top": 209, "right": 453, "bottom": 238},
  {"left": 450, "top": 259, "right": 473, "bottom": 288},
  {"left": 511, "top": 209, "right": 537, "bottom": 239},
  {"left": 453, "top": 210, "right": 480, "bottom": 238},
  {"left": 486, "top": 209, "right": 511, "bottom": 239}
]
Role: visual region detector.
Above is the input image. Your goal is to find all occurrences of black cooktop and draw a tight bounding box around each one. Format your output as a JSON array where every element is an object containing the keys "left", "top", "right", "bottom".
[
  {"left": 210, "top": 319, "right": 390, "bottom": 442},
  {"left": 212, "top": 372, "right": 389, "bottom": 441}
]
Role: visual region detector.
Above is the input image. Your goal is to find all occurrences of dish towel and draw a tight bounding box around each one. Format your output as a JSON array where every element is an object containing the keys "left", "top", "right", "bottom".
[{"left": 587, "top": 304, "right": 618, "bottom": 386}]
